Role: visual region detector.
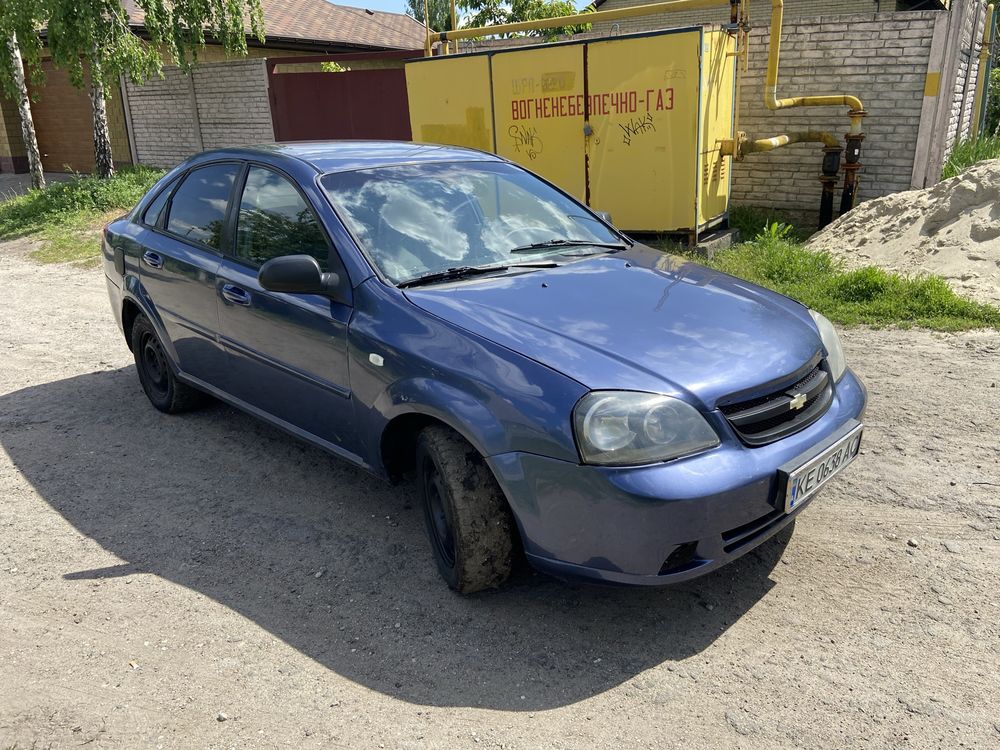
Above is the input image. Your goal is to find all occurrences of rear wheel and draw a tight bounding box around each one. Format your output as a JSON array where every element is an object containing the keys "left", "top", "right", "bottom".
[
  {"left": 416, "top": 426, "right": 514, "bottom": 593},
  {"left": 131, "top": 314, "right": 207, "bottom": 413}
]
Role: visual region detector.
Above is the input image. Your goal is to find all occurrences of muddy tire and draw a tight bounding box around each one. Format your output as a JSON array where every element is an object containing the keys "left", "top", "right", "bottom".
[
  {"left": 131, "top": 314, "right": 207, "bottom": 414},
  {"left": 416, "top": 426, "right": 514, "bottom": 593}
]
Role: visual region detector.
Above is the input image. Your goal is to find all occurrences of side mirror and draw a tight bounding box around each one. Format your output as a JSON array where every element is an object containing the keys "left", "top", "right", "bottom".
[
  {"left": 258, "top": 254, "right": 340, "bottom": 296},
  {"left": 594, "top": 210, "right": 614, "bottom": 226}
]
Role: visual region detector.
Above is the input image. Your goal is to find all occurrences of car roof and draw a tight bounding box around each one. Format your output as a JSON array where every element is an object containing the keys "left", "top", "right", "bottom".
[{"left": 198, "top": 141, "right": 506, "bottom": 174}]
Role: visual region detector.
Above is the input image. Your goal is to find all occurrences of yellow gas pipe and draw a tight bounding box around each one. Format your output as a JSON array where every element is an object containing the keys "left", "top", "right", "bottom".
[
  {"left": 765, "top": 0, "right": 865, "bottom": 131},
  {"left": 427, "top": 0, "right": 735, "bottom": 51},
  {"left": 423, "top": 0, "right": 432, "bottom": 56},
  {"left": 971, "top": 4, "right": 995, "bottom": 139},
  {"left": 762, "top": 0, "right": 866, "bottom": 219},
  {"left": 723, "top": 131, "right": 841, "bottom": 157}
]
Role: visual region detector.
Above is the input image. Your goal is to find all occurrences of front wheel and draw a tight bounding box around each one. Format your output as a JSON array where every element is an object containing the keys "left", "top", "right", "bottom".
[
  {"left": 416, "top": 426, "right": 515, "bottom": 594},
  {"left": 131, "top": 314, "right": 207, "bottom": 414}
]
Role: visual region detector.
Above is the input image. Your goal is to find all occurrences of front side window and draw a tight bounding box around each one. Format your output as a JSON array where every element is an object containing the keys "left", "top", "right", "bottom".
[
  {"left": 320, "top": 161, "right": 619, "bottom": 284},
  {"left": 166, "top": 163, "right": 239, "bottom": 249},
  {"left": 235, "top": 166, "right": 329, "bottom": 270}
]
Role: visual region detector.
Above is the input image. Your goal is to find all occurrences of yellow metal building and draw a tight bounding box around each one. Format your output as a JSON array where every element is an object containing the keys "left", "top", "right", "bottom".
[{"left": 405, "top": 26, "right": 737, "bottom": 236}]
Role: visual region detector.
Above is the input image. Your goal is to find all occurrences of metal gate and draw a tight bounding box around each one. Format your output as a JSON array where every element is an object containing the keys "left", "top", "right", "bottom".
[{"left": 267, "top": 53, "right": 415, "bottom": 142}]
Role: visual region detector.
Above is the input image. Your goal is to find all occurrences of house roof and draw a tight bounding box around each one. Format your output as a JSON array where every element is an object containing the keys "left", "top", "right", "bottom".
[{"left": 121, "top": 0, "right": 427, "bottom": 51}]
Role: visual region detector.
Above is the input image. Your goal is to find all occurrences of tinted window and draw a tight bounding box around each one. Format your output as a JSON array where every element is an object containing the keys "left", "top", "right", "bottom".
[
  {"left": 142, "top": 177, "right": 177, "bottom": 227},
  {"left": 235, "top": 166, "right": 328, "bottom": 270},
  {"left": 321, "top": 161, "right": 618, "bottom": 284},
  {"left": 166, "top": 163, "right": 239, "bottom": 249}
]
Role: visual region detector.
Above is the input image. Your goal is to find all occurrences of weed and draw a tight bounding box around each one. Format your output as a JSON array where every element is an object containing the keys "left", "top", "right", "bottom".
[{"left": 0, "top": 167, "right": 165, "bottom": 265}]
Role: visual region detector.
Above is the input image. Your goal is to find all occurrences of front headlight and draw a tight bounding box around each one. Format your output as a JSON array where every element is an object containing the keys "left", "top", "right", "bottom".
[
  {"left": 573, "top": 391, "right": 719, "bottom": 466},
  {"left": 809, "top": 310, "right": 846, "bottom": 381}
]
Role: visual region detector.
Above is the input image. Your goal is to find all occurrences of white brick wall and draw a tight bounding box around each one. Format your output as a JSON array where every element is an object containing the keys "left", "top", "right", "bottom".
[
  {"left": 731, "top": 11, "right": 939, "bottom": 212},
  {"left": 124, "top": 59, "right": 274, "bottom": 169},
  {"left": 191, "top": 60, "right": 275, "bottom": 151},
  {"left": 124, "top": 67, "right": 200, "bottom": 168}
]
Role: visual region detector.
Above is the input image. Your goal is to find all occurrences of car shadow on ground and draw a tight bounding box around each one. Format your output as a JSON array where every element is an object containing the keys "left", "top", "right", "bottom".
[{"left": 0, "top": 367, "right": 792, "bottom": 711}]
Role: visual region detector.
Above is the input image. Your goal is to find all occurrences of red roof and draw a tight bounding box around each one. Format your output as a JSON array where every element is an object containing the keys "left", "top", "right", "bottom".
[{"left": 121, "top": 0, "right": 426, "bottom": 50}]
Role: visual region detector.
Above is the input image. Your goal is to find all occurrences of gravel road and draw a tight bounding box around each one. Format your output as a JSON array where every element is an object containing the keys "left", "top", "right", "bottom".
[{"left": 2, "top": 246, "right": 998, "bottom": 749}]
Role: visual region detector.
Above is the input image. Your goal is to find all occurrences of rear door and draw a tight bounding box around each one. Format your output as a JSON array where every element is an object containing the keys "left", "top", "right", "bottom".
[
  {"left": 138, "top": 162, "right": 240, "bottom": 387},
  {"left": 215, "top": 164, "right": 357, "bottom": 455}
]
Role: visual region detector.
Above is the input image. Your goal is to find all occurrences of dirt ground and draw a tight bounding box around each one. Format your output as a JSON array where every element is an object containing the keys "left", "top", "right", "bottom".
[{"left": 1, "top": 246, "right": 998, "bottom": 749}]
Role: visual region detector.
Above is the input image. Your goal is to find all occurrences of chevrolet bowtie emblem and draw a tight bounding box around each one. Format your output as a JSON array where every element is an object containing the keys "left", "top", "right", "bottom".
[{"left": 789, "top": 392, "right": 807, "bottom": 410}]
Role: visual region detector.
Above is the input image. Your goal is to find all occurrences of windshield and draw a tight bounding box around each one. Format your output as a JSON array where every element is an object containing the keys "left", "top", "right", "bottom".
[{"left": 320, "top": 161, "right": 622, "bottom": 285}]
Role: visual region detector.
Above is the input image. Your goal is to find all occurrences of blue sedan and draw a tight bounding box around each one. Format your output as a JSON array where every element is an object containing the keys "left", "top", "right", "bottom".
[{"left": 103, "top": 142, "right": 866, "bottom": 593}]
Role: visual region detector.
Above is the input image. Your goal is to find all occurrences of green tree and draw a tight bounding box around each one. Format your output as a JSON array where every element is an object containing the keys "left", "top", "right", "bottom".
[
  {"left": 41, "top": 0, "right": 266, "bottom": 178},
  {"left": 459, "top": 0, "right": 592, "bottom": 40},
  {"left": 405, "top": 0, "right": 456, "bottom": 32},
  {"left": 0, "top": 1, "right": 46, "bottom": 189}
]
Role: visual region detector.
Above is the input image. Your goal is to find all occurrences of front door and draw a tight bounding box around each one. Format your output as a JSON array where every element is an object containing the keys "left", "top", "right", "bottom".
[
  {"left": 215, "top": 165, "right": 357, "bottom": 458},
  {"left": 139, "top": 162, "right": 241, "bottom": 388}
]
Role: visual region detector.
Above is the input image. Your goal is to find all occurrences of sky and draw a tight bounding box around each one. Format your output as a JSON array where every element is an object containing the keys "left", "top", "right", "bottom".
[{"left": 335, "top": 0, "right": 592, "bottom": 16}]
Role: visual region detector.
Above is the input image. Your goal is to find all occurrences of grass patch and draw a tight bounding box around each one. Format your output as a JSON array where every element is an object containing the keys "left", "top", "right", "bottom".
[
  {"left": 664, "top": 222, "right": 1000, "bottom": 332},
  {"left": 727, "top": 204, "right": 811, "bottom": 242},
  {"left": 942, "top": 134, "right": 1000, "bottom": 179},
  {"left": 0, "top": 167, "right": 165, "bottom": 265}
]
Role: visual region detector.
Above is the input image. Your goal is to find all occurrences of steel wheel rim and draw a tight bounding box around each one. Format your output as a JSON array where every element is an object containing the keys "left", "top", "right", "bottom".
[
  {"left": 422, "top": 457, "right": 456, "bottom": 569},
  {"left": 140, "top": 332, "right": 169, "bottom": 399}
]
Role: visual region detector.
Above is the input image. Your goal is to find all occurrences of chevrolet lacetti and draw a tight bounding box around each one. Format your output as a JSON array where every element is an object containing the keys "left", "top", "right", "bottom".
[{"left": 103, "top": 142, "right": 866, "bottom": 593}]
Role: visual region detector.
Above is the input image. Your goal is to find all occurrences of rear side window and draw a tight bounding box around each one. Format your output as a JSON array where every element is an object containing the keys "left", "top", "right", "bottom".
[
  {"left": 166, "top": 163, "right": 240, "bottom": 249},
  {"left": 141, "top": 177, "right": 177, "bottom": 227},
  {"left": 235, "top": 166, "right": 329, "bottom": 270}
]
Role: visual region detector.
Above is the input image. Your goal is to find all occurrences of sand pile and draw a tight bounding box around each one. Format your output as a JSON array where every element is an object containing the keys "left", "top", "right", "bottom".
[{"left": 807, "top": 159, "right": 1000, "bottom": 307}]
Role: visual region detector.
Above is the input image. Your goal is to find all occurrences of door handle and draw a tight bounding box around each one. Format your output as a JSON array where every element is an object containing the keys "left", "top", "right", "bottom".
[
  {"left": 221, "top": 284, "right": 251, "bottom": 306},
  {"left": 142, "top": 251, "right": 163, "bottom": 269}
]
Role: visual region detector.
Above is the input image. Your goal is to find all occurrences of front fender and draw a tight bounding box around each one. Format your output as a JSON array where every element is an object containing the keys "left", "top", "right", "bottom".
[
  {"left": 348, "top": 278, "right": 587, "bottom": 472},
  {"left": 375, "top": 377, "right": 510, "bottom": 459}
]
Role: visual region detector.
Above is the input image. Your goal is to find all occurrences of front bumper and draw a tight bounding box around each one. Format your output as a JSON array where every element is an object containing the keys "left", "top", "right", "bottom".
[{"left": 488, "top": 368, "right": 867, "bottom": 586}]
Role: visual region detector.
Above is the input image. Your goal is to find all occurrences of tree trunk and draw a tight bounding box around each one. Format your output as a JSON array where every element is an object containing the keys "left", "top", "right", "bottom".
[
  {"left": 5, "top": 33, "right": 45, "bottom": 190},
  {"left": 89, "top": 47, "right": 115, "bottom": 179}
]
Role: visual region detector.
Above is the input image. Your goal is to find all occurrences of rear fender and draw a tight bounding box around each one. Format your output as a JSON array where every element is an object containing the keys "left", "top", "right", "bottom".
[{"left": 122, "top": 274, "right": 181, "bottom": 370}]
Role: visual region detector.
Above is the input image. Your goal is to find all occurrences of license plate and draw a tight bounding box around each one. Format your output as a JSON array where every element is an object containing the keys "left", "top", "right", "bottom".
[{"left": 781, "top": 422, "right": 863, "bottom": 513}]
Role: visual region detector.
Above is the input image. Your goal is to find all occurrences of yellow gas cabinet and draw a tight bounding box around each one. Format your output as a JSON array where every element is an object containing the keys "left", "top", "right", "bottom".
[{"left": 405, "top": 26, "right": 737, "bottom": 237}]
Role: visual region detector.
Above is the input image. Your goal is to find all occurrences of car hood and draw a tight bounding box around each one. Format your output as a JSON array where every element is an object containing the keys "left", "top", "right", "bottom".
[{"left": 403, "top": 246, "right": 822, "bottom": 408}]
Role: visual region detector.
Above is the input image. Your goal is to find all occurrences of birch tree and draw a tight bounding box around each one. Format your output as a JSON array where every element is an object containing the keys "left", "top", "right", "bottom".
[
  {"left": 0, "top": 3, "right": 46, "bottom": 189},
  {"left": 42, "top": 0, "right": 265, "bottom": 179}
]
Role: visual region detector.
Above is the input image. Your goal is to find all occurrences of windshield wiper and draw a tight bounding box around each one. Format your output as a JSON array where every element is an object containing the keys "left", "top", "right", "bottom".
[
  {"left": 397, "top": 260, "right": 560, "bottom": 289},
  {"left": 398, "top": 265, "right": 507, "bottom": 288},
  {"left": 509, "top": 239, "right": 629, "bottom": 254}
]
